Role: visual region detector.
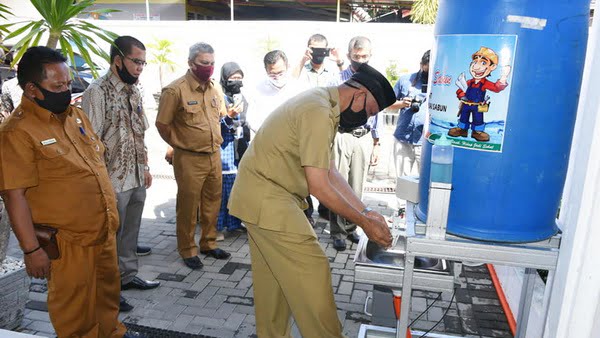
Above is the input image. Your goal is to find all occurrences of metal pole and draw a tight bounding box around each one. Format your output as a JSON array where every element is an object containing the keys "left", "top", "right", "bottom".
[
  {"left": 336, "top": 0, "right": 340, "bottom": 22},
  {"left": 145, "top": 0, "right": 150, "bottom": 21},
  {"left": 230, "top": 0, "right": 234, "bottom": 21}
]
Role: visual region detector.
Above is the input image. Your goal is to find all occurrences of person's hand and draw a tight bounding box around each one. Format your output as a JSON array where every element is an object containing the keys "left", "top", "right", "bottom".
[
  {"left": 165, "top": 146, "right": 174, "bottom": 165},
  {"left": 302, "top": 47, "right": 312, "bottom": 64},
  {"left": 329, "top": 47, "right": 342, "bottom": 64},
  {"left": 144, "top": 170, "right": 152, "bottom": 189},
  {"left": 399, "top": 97, "right": 412, "bottom": 109},
  {"left": 24, "top": 248, "right": 51, "bottom": 279},
  {"left": 227, "top": 102, "right": 244, "bottom": 118},
  {"left": 361, "top": 211, "right": 392, "bottom": 248},
  {"left": 370, "top": 146, "right": 379, "bottom": 166}
]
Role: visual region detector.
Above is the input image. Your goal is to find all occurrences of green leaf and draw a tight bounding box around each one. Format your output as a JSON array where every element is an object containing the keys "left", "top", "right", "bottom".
[
  {"left": 6, "top": 0, "right": 119, "bottom": 67},
  {"left": 3, "top": 21, "right": 38, "bottom": 41}
]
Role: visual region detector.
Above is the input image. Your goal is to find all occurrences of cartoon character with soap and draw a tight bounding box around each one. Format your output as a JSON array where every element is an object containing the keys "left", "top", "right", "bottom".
[{"left": 448, "top": 47, "right": 511, "bottom": 142}]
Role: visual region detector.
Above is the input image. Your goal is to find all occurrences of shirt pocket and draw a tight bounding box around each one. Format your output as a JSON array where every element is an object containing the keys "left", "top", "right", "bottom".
[
  {"left": 182, "top": 104, "right": 204, "bottom": 127},
  {"left": 38, "top": 142, "right": 70, "bottom": 159}
]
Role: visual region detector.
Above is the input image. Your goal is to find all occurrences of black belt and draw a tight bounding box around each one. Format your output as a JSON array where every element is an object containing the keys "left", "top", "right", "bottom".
[{"left": 338, "top": 126, "right": 371, "bottom": 138}]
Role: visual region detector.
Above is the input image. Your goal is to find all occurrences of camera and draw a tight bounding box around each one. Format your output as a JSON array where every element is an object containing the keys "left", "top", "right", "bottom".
[
  {"left": 311, "top": 47, "right": 330, "bottom": 58},
  {"left": 410, "top": 97, "right": 423, "bottom": 112}
]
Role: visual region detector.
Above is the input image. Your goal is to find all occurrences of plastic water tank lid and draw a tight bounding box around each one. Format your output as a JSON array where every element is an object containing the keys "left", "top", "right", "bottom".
[{"left": 435, "top": 133, "right": 452, "bottom": 146}]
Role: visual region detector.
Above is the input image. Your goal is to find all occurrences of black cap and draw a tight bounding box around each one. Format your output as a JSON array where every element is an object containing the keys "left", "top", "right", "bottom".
[
  {"left": 421, "top": 50, "right": 430, "bottom": 64},
  {"left": 348, "top": 63, "right": 396, "bottom": 111}
]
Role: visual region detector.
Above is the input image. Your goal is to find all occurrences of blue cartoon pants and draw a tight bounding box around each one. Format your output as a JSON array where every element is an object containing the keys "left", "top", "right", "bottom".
[{"left": 458, "top": 104, "right": 485, "bottom": 131}]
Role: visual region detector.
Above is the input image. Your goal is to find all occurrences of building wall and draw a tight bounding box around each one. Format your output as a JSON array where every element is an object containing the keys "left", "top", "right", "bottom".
[{"left": 86, "top": 3, "right": 186, "bottom": 21}]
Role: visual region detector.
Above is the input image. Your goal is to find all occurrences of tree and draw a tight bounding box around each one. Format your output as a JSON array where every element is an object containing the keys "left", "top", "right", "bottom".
[
  {"left": 148, "top": 38, "right": 177, "bottom": 89},
  {"left": 0, "top": 0, "right": 118, "bottom": 78},
  {"left": 410, "top": 0, "right": 439, "bottom": 25}
]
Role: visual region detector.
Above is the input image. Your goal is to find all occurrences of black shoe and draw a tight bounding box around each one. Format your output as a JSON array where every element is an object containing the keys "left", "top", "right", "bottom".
[
  {"left": 122, "top": 276, "right": 160, "bottom": 290},
  {"left": 124, "top": 331, "right": 147, "bottom": 338},
  {"left": 119, "top": 296, "right": 133, "bottom": 312},
  {"left": 332, "top": 238, "right": 347, "bottom": 251},
  {"left": 200, "top": 248, "right": 231, "bottom": 260},
  {"left": 136, "top": 245, "right": 152, "bottom": 256},
  {"left": 183, "top": 256, "right": 204, "bottom": 270},
  {"left": 307, "top": 216, "right": 316, "bottom": 228},
  {"left": 347, "top": 232, "right": 361, "bottom": 244}
]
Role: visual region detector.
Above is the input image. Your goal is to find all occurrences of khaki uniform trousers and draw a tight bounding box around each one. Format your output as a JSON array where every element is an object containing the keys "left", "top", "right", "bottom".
[
  {"left": 246, "top": 223, "right": 346, "bottom": 338},
  {"left": 47, "top": 233, "right": 126, "bottom": 338},
  {"left": 330, "top": 132, "right": 372, "bottom": 239},
  {"left": 173, "top": 147, "right": 222, "bottom": 258}
]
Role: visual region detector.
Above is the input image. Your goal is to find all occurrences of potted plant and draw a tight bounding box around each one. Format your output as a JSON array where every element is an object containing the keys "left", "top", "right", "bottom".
[{"left": 148, "top": 38, "right": 177, "bottom": 105}]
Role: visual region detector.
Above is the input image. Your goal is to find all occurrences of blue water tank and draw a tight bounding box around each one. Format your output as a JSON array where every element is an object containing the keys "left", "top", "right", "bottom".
[{"left": 416, "top": 0, "right": 590, "bottom": 242}]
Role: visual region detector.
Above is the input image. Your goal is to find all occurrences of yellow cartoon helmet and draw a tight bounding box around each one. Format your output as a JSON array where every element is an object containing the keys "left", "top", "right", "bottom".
[{"left": 472, "top": 47, "right": 498, "bottom": 65}]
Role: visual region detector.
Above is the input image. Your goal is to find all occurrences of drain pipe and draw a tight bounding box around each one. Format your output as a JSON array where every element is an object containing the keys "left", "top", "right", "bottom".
[{"left": 487, "top": 264, "right": 516, "bottom": 336}]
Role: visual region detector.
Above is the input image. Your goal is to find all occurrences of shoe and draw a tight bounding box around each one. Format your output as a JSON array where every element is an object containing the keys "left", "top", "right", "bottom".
[
  {"left": 124, "top": 331, "right": 147, "bottom": 338},
  {"left": 216, "top": 231, "right": 225, "bottom": 242},
  {"left": 471, "top": 130, "right": 490, "bottom": 142},
  {"left": 119, "top": 296, "right": 133, "bottom": 312},
  {"left": 122, "top": 276, "right": 161, "bottom": 290},
  {"left": 183, "top": 256, "right": 204, "bottom": 270},
  {"left": 448, "top": 127, "right": 468, "bottom": 137},
  {"left": 200, "top": 248, "right": 231, "bottom": 260},
  {"left": 136, "top": 245, "right": 152, "bottom": 256},
  {"left": 307, "top": 216, "right": 316, "bottom": 228},
  {"left": 332, "top": 238, "right": 347, "bottom": 251},
  {"left": 347, "top": 232, "right": 360, "bottom": 244}
]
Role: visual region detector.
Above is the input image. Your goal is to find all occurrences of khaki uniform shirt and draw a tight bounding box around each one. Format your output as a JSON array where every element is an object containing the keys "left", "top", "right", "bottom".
[
  {"left": 156, "top": 71, "right": 226, "bottom": 153},
  {"left": 0, "top": 96, "right": 119, "bottom": 246},
  {"left": 228, "top": 87, "right": 340, "bottom": 237},
  {"left": 82, "top": 72, "right": 149, "bottom": 193}
]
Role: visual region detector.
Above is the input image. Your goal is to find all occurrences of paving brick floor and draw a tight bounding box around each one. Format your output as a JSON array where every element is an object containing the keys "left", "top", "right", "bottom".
[{"left": 3, "top": 122, "right": 513, "bottom": 337}]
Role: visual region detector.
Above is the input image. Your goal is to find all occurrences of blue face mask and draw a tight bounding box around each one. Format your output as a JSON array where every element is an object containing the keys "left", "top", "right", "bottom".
[{"left": 339, "top": 94, "right": 369, "bottom": 129}]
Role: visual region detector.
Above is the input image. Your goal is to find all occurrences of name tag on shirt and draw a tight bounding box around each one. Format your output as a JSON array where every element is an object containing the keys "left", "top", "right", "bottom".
[
  {"left": 187, "top": 101, "right": 198, "bottom": 105},
  {"left": 41, "top": 138, "right": 57, "bottom": 146}
]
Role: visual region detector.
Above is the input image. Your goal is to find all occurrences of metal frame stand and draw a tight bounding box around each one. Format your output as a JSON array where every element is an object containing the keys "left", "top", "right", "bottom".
[{"left": 396, "top": 182, "right": 561, "bottom": 338}]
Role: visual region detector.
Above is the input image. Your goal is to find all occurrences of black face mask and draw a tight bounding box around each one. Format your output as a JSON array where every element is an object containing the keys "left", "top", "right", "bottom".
[
  {"left": 225, "top": 80, "right": 243, "bottom": 95},
  {"left": 117, "top": 59, "right": 138, "bottom": 85},
  {"left": 34, "top": 83, "right": 71, "bottom": 114},
  {"left": 350, "top": 60, "right": 365, "bottom": 72},
  {"left": 312, "top": 56, "right": 326, "bottom": 65},
  {"left": 339, "top": 94, "right": 369, "bottom": 129}
]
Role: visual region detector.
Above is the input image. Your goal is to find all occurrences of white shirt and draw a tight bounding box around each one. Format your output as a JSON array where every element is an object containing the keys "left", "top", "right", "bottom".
[{"left": 246, "top": 77, "right": 307, "bottom": 132}]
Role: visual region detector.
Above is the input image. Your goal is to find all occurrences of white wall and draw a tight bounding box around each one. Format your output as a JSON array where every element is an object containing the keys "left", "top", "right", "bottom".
[{"left": 85, "top": 20, "right": 434, "bottom": 95}]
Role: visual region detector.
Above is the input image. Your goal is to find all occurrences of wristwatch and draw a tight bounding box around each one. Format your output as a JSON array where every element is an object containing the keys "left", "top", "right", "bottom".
[
  {"left": 144, "top": 164, "right": 150, "bottom": 171},
  {"left": 361, "top": 207, "right": 373, "bottom": 215},
  {"left": 337, "top": 60, "right": 345, "bottom": 67}
]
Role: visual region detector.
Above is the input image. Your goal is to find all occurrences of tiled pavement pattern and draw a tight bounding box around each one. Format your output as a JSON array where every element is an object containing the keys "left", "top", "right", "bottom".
[
  {"left": 6, "top": 198, "right": 512, "bottom": 338},
  {"left": 4, "top": 121, "right": 513, "bottom": 337}
]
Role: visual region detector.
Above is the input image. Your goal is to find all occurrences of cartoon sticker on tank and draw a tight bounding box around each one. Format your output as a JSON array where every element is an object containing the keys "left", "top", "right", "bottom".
[{"left": 426, "top": 35, "right": 517, "bottom": 152}]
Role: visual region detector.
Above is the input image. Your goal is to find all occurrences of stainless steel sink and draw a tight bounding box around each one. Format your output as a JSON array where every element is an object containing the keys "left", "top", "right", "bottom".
[
  {"left": 354, "top": 238, "right": 454, "bottom": 291},
  {"left": 361, "top": 240, "right": 448, "bottom": 274}
]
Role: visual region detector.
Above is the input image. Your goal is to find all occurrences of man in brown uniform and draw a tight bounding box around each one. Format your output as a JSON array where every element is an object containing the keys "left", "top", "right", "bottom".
[
  {"left": 0, "top": 47, "right": 131, "bottom": 337},
  {"left": 228, "top": 63, "right": 395, "bottom": 337},
  {"left": 156, "top": 42, "right": 231, "bottom": 270}
]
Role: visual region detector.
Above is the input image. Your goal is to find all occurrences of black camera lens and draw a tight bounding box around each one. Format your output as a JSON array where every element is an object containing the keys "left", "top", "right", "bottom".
[{"left": 410, "top": 97, "right": 422, "bottom": 112}]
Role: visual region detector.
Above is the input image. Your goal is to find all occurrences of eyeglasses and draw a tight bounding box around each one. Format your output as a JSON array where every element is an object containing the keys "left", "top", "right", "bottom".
[
  {"left": 126, "top": 56, "right": 147, "bottom": 67},
  {"left": 267, "top": 71, "right": 286, "bottom": 79}
]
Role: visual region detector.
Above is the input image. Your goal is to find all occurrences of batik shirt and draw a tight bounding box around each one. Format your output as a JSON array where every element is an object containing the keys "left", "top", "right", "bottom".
[{"left": 82, "top": 71, "right": 148, "bottom": 193}]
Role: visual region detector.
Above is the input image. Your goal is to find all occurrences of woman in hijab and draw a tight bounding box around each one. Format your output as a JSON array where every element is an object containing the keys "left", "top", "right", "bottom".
[{"left": 216, "top": 62, "right": 250, "bottom": 238}]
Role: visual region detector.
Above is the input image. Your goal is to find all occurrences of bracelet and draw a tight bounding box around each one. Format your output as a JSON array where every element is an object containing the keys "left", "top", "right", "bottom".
[
  {"left": 24, "top": 246, "right": 42, "bottom": 255},
  {"left": 361, "top": 207, "right": 373, "bottom": 215}
]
